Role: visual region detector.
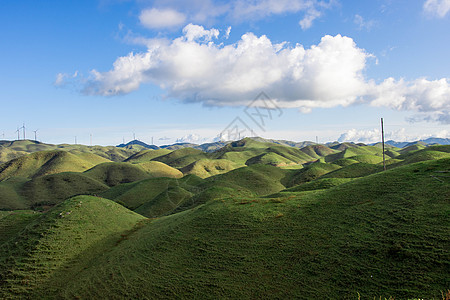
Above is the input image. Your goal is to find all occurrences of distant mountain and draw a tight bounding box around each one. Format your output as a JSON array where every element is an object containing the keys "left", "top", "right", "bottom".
[
  {"left": 384, "top": 138, "right": 450, "bottom": 148},
  {"left": 118, "top": 137, "right": 450, "bottom": 153},
  {"left": 421, "top": 137, "right": 450, "bottom": 145},
  {"left": 116, "top": 140, "right": 159, "bottom": 150}
]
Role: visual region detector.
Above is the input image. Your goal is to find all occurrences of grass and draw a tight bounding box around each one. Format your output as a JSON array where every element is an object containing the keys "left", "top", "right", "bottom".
[
  {"left": 0, "top": 140, "right": 449, "bottom": 298},
  {"left": 124, "top": 149, "right": 172, "bottom": 163},
  {"left": 21, "top": 172, "right": 110, "bottom": 208},
  {"left": 14, "top": 158, "right": 446, "bottom": 299},
  {"left": 83, "top": 162, "right": 150, "bottom": 187},
  {"left": 321, "top": 162, "right": 384, "bottom": 178},
  {"left": 0, "top": 150, "right": 99, "bottom": 181},
  {"left": 281, "top": 177, "right": 353, "bottom": 192},
  {"left": 135, "top": 161, "right": 183, "bottom": 178},
  {"left": 179, "top": 158, "right": 242, "bottom": 178},
  {"left": 0, "top": 177, "right": 29, "bottom": 210},
  {"left": 0, "top": 195, "right": 146, "bottom": 299},
  {"left": 288, "top": 162, "right": 341, "bottom": 186}
]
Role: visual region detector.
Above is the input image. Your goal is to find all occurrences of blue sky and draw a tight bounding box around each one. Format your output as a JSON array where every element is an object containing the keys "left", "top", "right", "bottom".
[{"left": 0, "top": 0, "right": 449, "bottom": 145}]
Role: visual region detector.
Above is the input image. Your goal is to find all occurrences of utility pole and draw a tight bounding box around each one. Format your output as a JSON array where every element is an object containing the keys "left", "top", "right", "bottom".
[{"left": 381, "top": 118, "right": 386, "bottom": 171}]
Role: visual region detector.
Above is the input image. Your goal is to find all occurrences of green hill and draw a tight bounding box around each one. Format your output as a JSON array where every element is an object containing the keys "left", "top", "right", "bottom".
[
  {"left": 83, "top": 162, "right": 150, "bottom": 187},
  {"left": 0, "top": 151, "right": 99, "bottom": 181},
  {"left": 0, "top": 140, "right": 139, "bottom": 164},
  {"left": 322, "top": 162, "right": 383, "bottom": 178},
  {"left": 20, "top": 158, "right": 448, "bottom": 299},
  {"left": 300, "top": 144, "right": 336, "bottom": 158},
  {"left": 288, "top": 162, "right": 341, "bottom": 186},
  {"left": 20, "top": 172, "right": 109, "bottom": 209},
  {"left": 0, "top": 177, "right": 28, "bottom": 210},
  {"left": 282, "top": 177, "right": 353, "bottom": 192},
  {"left": 179, "top": 158, "right": 241, "bottom": 178},
  {"left": 153, "top": 148, "right": 207, "bottom": 168},
  {"left": 399, "top": 144, "right": 427, "bottom": 154},
  {"left": 0, "top": 196, "right": 146, "bottom": 299},
  {"left": 324, "top": 146, "right": 382, "bottom": 163},
  {"left": 136, "top": 161, "right": 183, "bottom": 178},
  {"left": 199, "top": 164, "right": 289, "bottom": 196},
  {"left": 346, "top": 154, "right": 383, "bottom": 164},
  {"left": 124, "top": 149, "right": 172, "bottom": 163}
]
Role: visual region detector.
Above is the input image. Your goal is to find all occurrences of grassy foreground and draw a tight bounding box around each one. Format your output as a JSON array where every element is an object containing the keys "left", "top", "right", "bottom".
[{"left": 0, "top": 158, "right": 448, "bottom": 299}]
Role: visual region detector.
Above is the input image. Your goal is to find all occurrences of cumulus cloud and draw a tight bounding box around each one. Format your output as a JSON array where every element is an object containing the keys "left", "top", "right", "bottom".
[
  {"left": 423, "top": 0, "right": 450, "bottom": 18},
  {"left": 79, "top": 25, "right": 370, "bottom": 108},
  {"left": 139, "top": 8, "right": 186, "bottom": 29},
  {"left": 337, "top": 128, "right": 449, "bottom": 143},
  {"left": 141, "top": 0, "right": 334, "bottom": 29},
  {"left": 67, "top": 23, "right": 450, "bottom": 124},
  {"left": 369, "top": 77, "right": 450, "bottom": 123}
]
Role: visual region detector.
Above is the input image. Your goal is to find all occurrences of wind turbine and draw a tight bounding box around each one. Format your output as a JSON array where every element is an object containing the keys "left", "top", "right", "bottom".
[
  {"left": 21, "top": 123, "right": 26, "bottom": 140},
  {"left": 33, "top": 129, "right": 39, "bottom": 141},
  {"left": 16, "top": 127, "right": 20, "bottom": 140}
]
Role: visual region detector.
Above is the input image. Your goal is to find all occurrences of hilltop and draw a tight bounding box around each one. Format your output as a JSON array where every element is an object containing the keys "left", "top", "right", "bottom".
[{"left": 0, "top": 138, "right": 449, "bottom": 298}]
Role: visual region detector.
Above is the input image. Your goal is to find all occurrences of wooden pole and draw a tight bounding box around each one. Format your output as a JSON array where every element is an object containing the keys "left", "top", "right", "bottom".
[{"left": 381, "top": 118, "right": 386, "bottom": 171}]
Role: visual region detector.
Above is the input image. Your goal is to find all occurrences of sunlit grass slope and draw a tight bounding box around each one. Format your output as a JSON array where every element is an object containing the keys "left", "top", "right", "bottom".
[
  {"left": 0, "top": 196, "right": 146, "bottom": 299},
  {"left": 0, "top": 150, "right": 100, "bottom": 181},
  {"left": 136, "top": 161, "right": 183, "bottom": 178},
  {"left": 180, "top": 158, "right": 243, "bottom": 178},
  {"left": 29, "top": 158, "right": 450, "bottom": 299}
]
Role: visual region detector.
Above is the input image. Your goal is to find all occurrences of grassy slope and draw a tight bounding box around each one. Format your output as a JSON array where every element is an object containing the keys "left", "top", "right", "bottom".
[
  {"left": 0, "top": 177, "right": 29, "bottom": 210},
  {"left": 20, "top": 172, "right": 110, "bottom": 208},
  {"left": 0, "top": 196, "right": 146, "bottom": 299},
  {"left": 0, "top": 150, "right": 99, "bottom": 181},
  {"left": 83, "top": 162, "right": 150, "bottom": 187},
  {"left": 124, "top": 149, "right": 172, "bottom": 163},
  {"left": 153, "top": 148, "right": 207, "bottom": 169},
  {"left": 36, "top": 158, "right": 449, "bottom": 299},
  {"left": 288, "top": 162, "right": 341, "bottom": 187},
  {"left": 180, "top": 158, "right": 243, "bottom": 178},
  {"left": 136, "top": 161, "right": 183, "bottom": 178},
  {"left": 0, "top": 140, "right": 138, "bottom": 164}
]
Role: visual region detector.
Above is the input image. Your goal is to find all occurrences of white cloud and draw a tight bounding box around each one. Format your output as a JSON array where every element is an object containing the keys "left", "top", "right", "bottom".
[
  {"left": 69, "top": 24, "right": 450, "bottom": 124},
  {"left": 54, "top": 71, "right": 78, "bottom": 87},
  {"left": 354, "top": 14, "right": 376, "bottom": 31},
  {"left": 337, "top": 127, "right": 450, "bottom": 143},
  {"left": 139, "top": 8, "right": 186, "bottom": 29},
  {"left": 225, "top": 26, "right": 231, "bottom": 39},
  {"left": 175, "top": 133, "right": 210, "bottom": 144},
  {"left": 423, "top": 0, "right": 450, "bottom": 18},
  {"left": 369, "top": 77, "right": 450, "bottom": 123},
  {"left": 299, "top": 8, "right": 322, "bottom": 30},
  {"left": 182, "top": 23, "right": 219, "bottom": 42},
  {"left": 79, "top": 26, "right": 370, "bottom": 108},
  {"left": 141, "top": 0, "right": 334, "bottom": 30}
]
